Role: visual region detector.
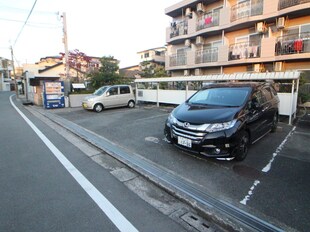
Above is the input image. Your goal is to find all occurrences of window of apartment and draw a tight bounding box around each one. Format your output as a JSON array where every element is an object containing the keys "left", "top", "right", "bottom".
[
  {"left": 144, "top": 53, "right": 149, "bottom": 58},
  {"left": 285, "top": 24, "right": 310, "bottom": 36},
  {"left": 235, "top": 33, "right": 260, "bottom": 45},
  {"left": 203, "top": 41, "right": 221, "bottom": 50}
]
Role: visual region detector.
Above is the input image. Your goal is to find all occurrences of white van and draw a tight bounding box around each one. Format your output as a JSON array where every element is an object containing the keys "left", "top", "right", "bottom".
[{"left": 82, "top": 85, "right": 135, "bottom": 112}]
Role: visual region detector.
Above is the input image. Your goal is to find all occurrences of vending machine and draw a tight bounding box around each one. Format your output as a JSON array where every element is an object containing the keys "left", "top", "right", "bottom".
[{"left": 43, "top": 81, "right": 65, "bottom": 109}]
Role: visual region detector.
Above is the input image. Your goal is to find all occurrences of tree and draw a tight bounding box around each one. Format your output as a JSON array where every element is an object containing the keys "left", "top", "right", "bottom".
[
  {"left": 60, "top": 49, "right": 91, "bottom": 82},
  {"left": 140, "top": 61, "right": 168, "bottom": 78},
  {"left": 153, "top": 66, "right": 167, "bottom": 77},
  {"left": 88, "top": 56, "right": 123, "bottom": 89}
]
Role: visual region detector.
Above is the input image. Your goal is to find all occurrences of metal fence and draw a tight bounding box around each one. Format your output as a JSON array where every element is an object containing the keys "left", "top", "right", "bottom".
[
  {"left": 195, "top": 48, "right": 218, "bottom": 64},
  {"left": 275, "top": 32, "right": 310, "bottom": 55},
  {"left": 169, "top": 54, "right": 187, "bottom": 66}
]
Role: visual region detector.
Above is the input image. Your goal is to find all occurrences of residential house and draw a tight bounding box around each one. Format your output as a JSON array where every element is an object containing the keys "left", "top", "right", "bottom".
[
  {"left": 22, "top": 55, "right": 102, "bottom": 105},
  {"left": 0, "top": 57, "right": 13, "bottom": 91},
  {"left": 137, "top": 47, "right": 166, "bottom": 75},
  {"left": 119, "top": 65, "right": 142, "bottom": 79}
]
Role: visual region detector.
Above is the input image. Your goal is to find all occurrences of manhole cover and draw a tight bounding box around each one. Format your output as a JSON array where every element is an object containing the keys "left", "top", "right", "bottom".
[{"left": 233, "top": 165, "right": 262, "bottom": 179}]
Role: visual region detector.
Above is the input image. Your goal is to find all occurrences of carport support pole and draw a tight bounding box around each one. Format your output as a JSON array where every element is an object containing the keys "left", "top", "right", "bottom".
[
  {"left": 135, "top": 83, "right": 138, "bottom": 105},
  {"left": 156, "top": 82, "right": 159, "bottom": 107},
  {"left": 289, "top": 80, "right": 295, "bottom": 125},
  {"left": 185, "top": 82, "right": 189, "bottom": 101},
  {"left": 293, "top": 78, "right": 300, "bottom": 119}
]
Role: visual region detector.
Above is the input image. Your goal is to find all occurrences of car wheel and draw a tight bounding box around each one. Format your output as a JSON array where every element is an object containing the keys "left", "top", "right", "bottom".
[
  {"left": 93, "top": 103, "right": 103, "bottom": 113},
  {"left": 128, "top": 100, "right": 135, "bottom": 108},
  {"left": 271, "top": 113, "right": 278, "bottom": 133},
  {"left": 234, "top": 131, "right": 249, "bottom": 161}
]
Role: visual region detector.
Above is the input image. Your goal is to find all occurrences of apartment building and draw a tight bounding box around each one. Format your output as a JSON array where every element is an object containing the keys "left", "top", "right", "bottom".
[{"left": 165, "top": 0, "right": 310, "bottom": 77}]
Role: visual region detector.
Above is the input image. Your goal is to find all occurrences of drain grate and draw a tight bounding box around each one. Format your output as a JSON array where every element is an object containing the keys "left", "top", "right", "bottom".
[{"left": 181, "top": 212, "right": 216, "bottom": 232}]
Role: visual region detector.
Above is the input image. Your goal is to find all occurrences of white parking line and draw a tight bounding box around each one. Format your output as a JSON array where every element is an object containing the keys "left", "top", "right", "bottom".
[
  {"left": 262, "top": 127, "right": 295, "bottom": 173},
  {"left": 240, "top": 126, "right": 296, "bottom": 205},
  {"left": 10, "top": 95, "right": 138, "bottom": 232}
]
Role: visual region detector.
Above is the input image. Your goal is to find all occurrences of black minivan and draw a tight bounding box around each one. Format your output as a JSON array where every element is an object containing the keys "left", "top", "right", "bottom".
[{"left": 164, "top": 82, "right": 279, "bottom": 161}]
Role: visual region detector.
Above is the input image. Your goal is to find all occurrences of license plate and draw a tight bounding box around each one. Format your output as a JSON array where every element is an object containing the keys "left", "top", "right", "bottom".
[
  {"left": 82, "top": 103, "right": 87, "bottom": 108},
  {"left": 178, "top": 136, "right": 192, "bottom": 148}
]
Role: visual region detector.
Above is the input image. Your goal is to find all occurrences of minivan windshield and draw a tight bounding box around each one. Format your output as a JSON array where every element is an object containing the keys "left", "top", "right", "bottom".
[
  {"left": 188, "top": 87, "right": 250, "bottom": 107},
  {"left": 93, "top": 86, "right": 109, "bottom": 96}
]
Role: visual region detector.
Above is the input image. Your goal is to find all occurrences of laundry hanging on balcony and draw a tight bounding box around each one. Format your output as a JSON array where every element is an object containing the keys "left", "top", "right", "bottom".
[{"left": 205, "top": 16, "right": 213, "bottom": 25}]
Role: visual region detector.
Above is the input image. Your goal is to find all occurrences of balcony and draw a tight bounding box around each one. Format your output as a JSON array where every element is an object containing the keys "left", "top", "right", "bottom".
[
  {"left": 228, "top": 42, "right": 261, "bottom": 61},
  {"left": 196, "top": 11, "right": 220, "bottom": 31},
  {"left": 195, "top": 48, "right": 219, "bottom": 64},
  {"left": 170, "top": 20, "right": 188, "bottom": 39},
  {"left": 278, "top": 0, "right": 310, "bottom": 10},
  {"left": 275, "top": 32, "right": 310, "bottom": 55},
  {"left": 169, "top": 53, "right": 187, "bottom": 67},
  {"left": 231, "top": 0, "right": 264, "bottom": 22}
]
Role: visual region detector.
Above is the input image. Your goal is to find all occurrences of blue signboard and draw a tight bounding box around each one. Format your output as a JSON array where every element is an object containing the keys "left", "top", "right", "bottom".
[{"left": 43, "top": 81, "right": 65, "bottom": 109}]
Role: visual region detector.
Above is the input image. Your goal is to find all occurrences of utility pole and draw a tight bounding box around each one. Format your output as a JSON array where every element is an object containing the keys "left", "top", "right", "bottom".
[
  {"left": 10, "top": 46, "right": 18, "bottom": 98},
  {"left": 62, "top": 12, "right": 69, "bottom": 79},
  {"left": 62, "top": 12, "right": 70, "bottom": 96}
]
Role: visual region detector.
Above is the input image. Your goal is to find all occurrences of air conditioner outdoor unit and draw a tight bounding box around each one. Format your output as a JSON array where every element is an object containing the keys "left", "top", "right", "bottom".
[
  {"left": 185, "top": 39, "right": 191, "bottom": 47},
  {"left": 274, "top": 62, "right": 283, "bottom": 71},
  {"left": 256, "top": 22, "right": 267, "bottom": 33},
  {"left": 277, "top": 17, "right": 285, "bottom": 29},
  {"left": 185, "top": 8, "right": 192, "bottom": 17},
  {"left": 197, "top": 3, "right": 204, "bottom": 12},
  {"left": 196, "top": 36, "right": 204, "bottom": 45},
  {"left": 184, "top": 69, "right": 190, "bottom": 76},
  {"left": 195, "top": 68, "right": 202, "bottom": 76}
]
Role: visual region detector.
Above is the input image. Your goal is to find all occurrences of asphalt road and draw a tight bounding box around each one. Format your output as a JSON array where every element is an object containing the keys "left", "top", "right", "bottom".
[
  {"left": 49, "top": 102, "right": 310, "bottom": 232},
  {"left": 0, "top": 92, "right": 188, "bottom": 232}
]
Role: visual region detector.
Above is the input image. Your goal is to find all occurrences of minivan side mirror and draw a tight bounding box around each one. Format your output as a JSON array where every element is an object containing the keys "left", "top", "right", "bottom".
[{"left": 106, "top": 92, "right": 110, "bottom": 97}]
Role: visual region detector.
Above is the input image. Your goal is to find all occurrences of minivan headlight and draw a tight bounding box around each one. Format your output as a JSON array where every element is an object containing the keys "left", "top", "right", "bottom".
[
  {"left": 168, "top": 113, "right": 177, "bottom": 124},
  {"left": 205, "top": 119, "right": 237, "bottom": 132}
]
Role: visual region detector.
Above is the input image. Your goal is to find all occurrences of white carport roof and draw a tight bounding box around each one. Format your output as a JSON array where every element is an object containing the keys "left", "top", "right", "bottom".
[{"left": 134, "top": 71, "right": 300, "bottom": 83}]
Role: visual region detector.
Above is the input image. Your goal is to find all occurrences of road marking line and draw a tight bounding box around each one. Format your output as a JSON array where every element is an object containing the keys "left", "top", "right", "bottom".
[
  {"left": 240, "top": 180, "right": 260, "bottom": 205},
  {"left": 240, "top": 126, "right": 296, "bottom": 205},
  {"left": 262, "top": 127, "right": 295, "bottom": 173},
  {"left": 10, "top": 95, "right": 138, "bottom": 232}
]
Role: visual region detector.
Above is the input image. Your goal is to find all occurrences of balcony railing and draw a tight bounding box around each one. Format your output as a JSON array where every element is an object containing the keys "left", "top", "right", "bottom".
[
  {"left": 196, "top": 11, "right": 220, "bottom": 31},
  {"left": 170, "top": 20, "right": 188, "bottom": 38},
  {"left": 169, "top": 53, "right": 187, "bottom": 66},
  {"left": 275, "top": 32, "right": 310, "bottom": 55},
  {"left": 231, "top": 0, "right": 264, "bottom": 22},
  {"left": 278, "top": 0, "right": 310, "bottom": 10},
  {"left": 195, "top": 48, "right": 219, "bottom": 64},
  {"left": 228, "top": 42, "right": 261, "bottom": 60}
]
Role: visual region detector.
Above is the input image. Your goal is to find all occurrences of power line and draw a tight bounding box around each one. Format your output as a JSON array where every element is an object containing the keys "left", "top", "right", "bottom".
[
  {"left": 13, "top": 0, "right": 38, "bottom": 47},
  {"left": 0, "top": 17, "right": 61, "bottom": 28}
]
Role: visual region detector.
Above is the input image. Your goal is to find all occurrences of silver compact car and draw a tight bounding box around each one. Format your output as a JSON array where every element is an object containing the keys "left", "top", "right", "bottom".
[{"left": 82, "top": 85, "right": 135, "bottom": 112}]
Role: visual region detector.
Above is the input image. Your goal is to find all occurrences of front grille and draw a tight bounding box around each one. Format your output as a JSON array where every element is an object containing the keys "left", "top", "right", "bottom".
[{"left": 172, "top": 124, "right": 207, "bottom": 144}]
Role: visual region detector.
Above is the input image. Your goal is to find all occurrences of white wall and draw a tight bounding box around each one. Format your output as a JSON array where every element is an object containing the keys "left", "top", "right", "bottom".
[{"left": 137, "top": 89, "right": 298, "bottom": 116}]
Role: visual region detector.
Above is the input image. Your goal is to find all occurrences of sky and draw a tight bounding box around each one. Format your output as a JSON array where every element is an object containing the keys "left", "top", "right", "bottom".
[{"left": 0, "top": 0, "right": 179, "bottom": 68}]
